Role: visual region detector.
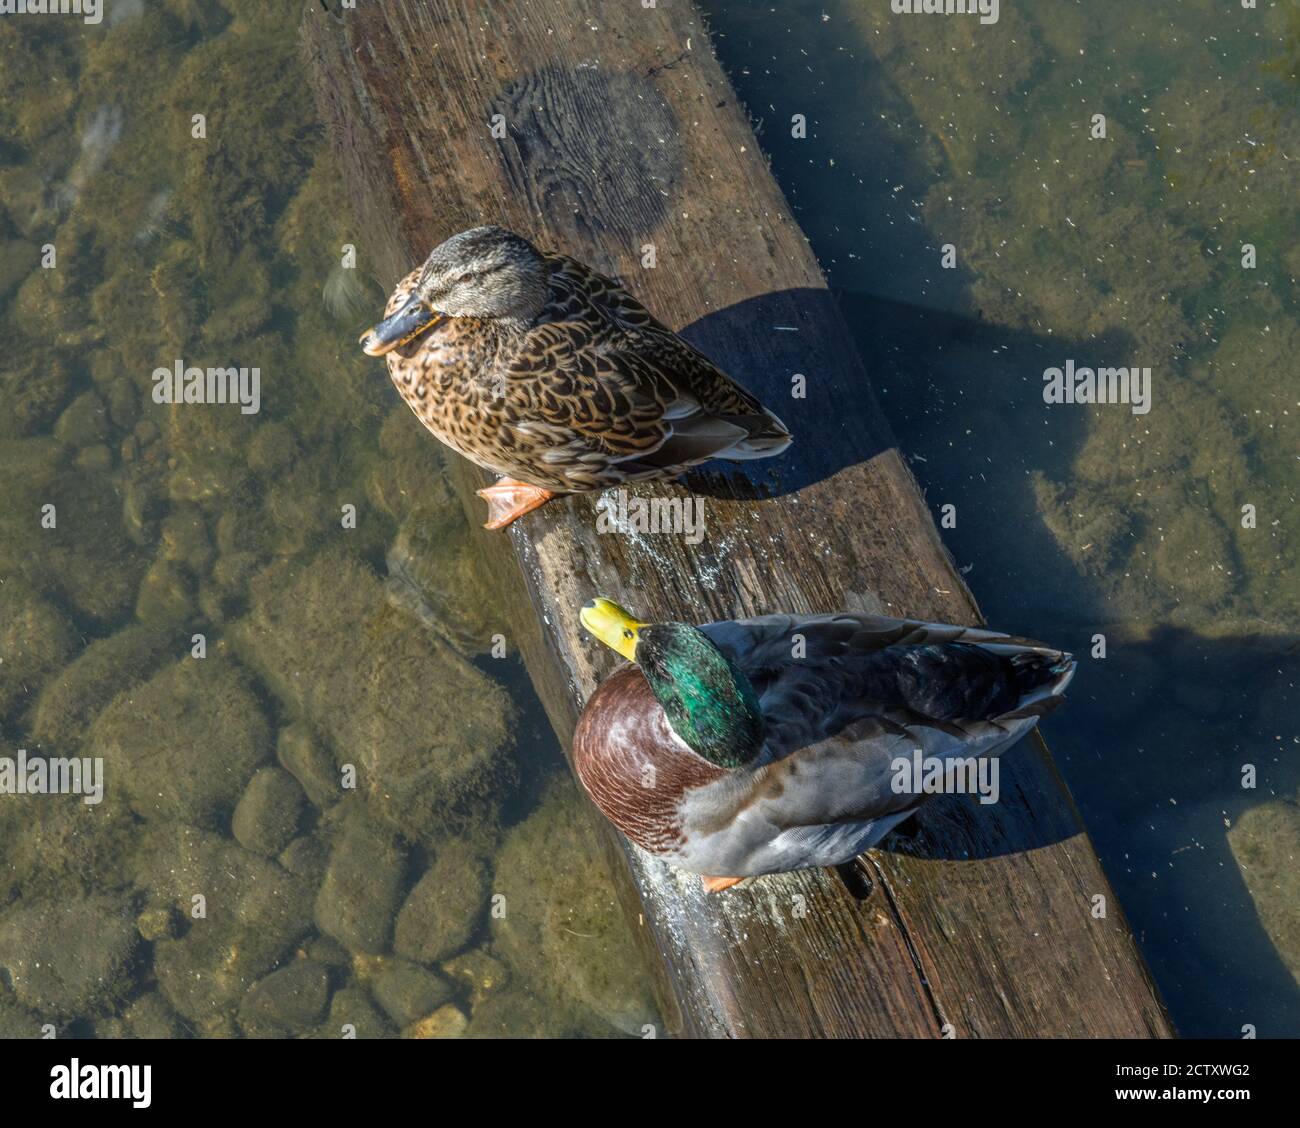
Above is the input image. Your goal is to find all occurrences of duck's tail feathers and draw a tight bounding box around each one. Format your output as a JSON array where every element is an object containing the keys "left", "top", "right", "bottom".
[
  {"left": 1007, "top": 648, "right": 1076, "bottom": 706},
  {"left": 717, "top": 406, "right": 793, "bottom": 461}
]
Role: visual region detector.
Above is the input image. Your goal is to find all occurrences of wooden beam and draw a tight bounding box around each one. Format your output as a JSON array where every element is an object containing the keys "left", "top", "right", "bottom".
[{"left": 301, "top": 0, "right": 1173, "bottom": 1038}]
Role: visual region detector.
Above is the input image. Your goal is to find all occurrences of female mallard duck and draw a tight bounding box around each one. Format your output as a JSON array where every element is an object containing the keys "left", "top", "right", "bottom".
[
  {"left": 360, "top": 226, "right": 792, "bottom": 529},
  {"left": 574, "top": 598, "right": 1075, "bottom": 892}
]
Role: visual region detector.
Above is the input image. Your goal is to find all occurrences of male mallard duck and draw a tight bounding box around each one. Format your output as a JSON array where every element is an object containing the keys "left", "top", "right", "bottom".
[
  {"left": 360, "top": 226, "right": 791, "bottom": 528},
  {"left": 574, "top": 598, "right": 1075, "bottom": 892}
]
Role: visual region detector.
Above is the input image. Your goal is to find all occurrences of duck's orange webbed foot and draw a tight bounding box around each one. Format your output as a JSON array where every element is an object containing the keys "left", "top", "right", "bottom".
[
  {"left": 476, "top": 478, "right": 556, "bottom": 529},
  {"left": 701, "top": 875, "right": 745, "bottom": 894}
]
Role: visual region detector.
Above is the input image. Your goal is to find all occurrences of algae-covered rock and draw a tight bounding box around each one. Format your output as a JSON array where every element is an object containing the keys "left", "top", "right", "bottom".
[
  {"left": 136, "top": 905, "right": 178, "bottom": 943},
  {"left": 1032, "top": 474, "right": 1135, "bottom": 579},
  {"left": 232, "top": 767, "right": 305, "bottom": 857},
  {"left": 88, "top": 656, "right": 269, "bottom": 825},
  {"left": 313, "top": 803, "right": 408, "bottom": 954},
  {"left": 368, "top": 409, "right": 503, "bottom": 655},
  {"left": 367, "top": 408, "right": 448, "bottom": 523},
  {"left": 1228, "top": 796, "right": 1300, "bottom": 987},
  {"left": 393, "top": 840, "right": 490, "bottom": 965},
  {"left": 0, "top": 575, "right": 78, "bottom": 722},
  {"left": 74, "top": 444, "right": 113, "bottom": 474},
  {"left": 134, "top": 823, "right": 314, "bottom": 1022},
  {"left": 123, "top": 991, "right": 186, "bottom": 1039},
  {"left": 163, "top": 404, "right": 256, "bottom": 504},
  {"left": 0, "top": 349, "right": 74, "bottom": 439},
  {"left": 441, "top": 949, "right": 511, "bottom": 1011},
  {"left": 134, "top": 557, "right": 195, "bottom": 625},
  {"left": 54, "top": 390, "right": 110, "bottom": 448},
  {"left": 246, "top": 421, "right": 299, "bottom": 475},
  {"left": 0, "top": 437, "right": 147, "bottom": 624},
  {"left": 30, "top": 623, "right": 175, "bottom": 754},
  {"left": 0, "top": 997, "right": 44, "bottom": 1040},
  {"left": 238, "top": 960, "right": 331, "bottom": 1038},
  {"left": 275, "top": 722, "right": 338, "bottom": 809},
  {"left": 370, "top": 962, "right": 454, "bottom": 1027},
  {"left": 0, "top": 788, "right": 138, "bottom": 907},
  {"left": 303, "top": 934, "right": 350, "bottom": 968},
  {"left": 385, "top": 506, "right": 507, "bottom": 657},
  {"left": 1152, "top": 506, "right": 1237, "bottom": 607},
  {"left": 158, "top": 506, "right": 213, "bottom": 571},
  {"left": 0, "top": 893, "right": 138, "bottom": 1019},
  {"left": 465, "top": 987, "right": 580, "bottom": 1040},
  {"left": 491, "top": 777, "right": 659, "bottom": 1036},
  {"left": 325, "top": 987, "right": 394, "bottom": 1040},
  {"left": 403, "top": 1003, "right": 467, "bottom": 1039},
  {"left": 231, "top": 548, "right": 516, "bottom": 842},
  {"left": 277, "top": 833, "right": 330, "bottom": 883},
  {"left": 122, "top": 475, "right": 165, "bottom": 547}
]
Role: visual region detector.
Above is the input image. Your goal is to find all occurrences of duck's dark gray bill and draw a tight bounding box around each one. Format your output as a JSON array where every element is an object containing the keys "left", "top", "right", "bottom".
[{"left": 359, "top": 294, "right": 442, "bottom": 357}]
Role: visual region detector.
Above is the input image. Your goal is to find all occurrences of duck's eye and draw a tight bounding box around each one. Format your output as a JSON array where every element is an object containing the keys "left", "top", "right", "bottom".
[
  {"left": 457, "top": 272, "right": 474, "bottom": 285},
  {"left": 622, "top": 629, "right": 634, "bottom": 640}
]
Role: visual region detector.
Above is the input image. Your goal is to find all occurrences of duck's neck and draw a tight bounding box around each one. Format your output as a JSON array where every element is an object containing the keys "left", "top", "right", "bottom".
[{"left": 635, "top": 624, "right": 766, "bottom": 769}]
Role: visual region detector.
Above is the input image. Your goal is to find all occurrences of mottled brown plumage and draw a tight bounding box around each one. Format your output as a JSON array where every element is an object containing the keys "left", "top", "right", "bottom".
[{"left": 363, "top": 227, "right": 791, "bottom": 524}]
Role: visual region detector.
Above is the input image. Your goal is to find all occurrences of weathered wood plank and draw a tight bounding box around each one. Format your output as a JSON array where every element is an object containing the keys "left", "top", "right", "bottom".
[{"left": 301, "top": 0, "right": 1173, "bottom": 1038}]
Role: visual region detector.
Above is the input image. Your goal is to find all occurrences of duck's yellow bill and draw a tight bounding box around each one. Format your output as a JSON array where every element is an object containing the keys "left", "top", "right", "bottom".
[
  {"left": 580, "top": 597, "right": 645, "bottom": 663},
  {"left": 359, "top": 294, "right": 445, "bottom": 357}
]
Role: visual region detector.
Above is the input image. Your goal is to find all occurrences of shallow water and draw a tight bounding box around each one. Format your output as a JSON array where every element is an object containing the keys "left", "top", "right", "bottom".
[
  {"left": 0, "top": 0, "right": 1295, "bottom": 1042},
  {"left": 703, "top": 0, "right": 1298, "bottom": 1034},
  {"left": 0, "top": 2, "right": 659, "bottom": 1038}
]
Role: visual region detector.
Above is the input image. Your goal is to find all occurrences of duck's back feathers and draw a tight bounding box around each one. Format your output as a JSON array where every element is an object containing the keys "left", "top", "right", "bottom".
[
  {"left": 699, "top": 612, "right": 1073, "bottom": 763},
  {"left": 503, "top": 254, "right": 791, "bottom": 489}
]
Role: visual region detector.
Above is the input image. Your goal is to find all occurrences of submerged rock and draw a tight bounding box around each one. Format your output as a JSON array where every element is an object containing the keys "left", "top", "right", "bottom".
[
  {"left": 275, "top": 722, "right": 338, "bottom": 810},
  {"left": 277, "top": 833, "right": 330, "bottom": 883},
  {"left": 370, "top": 962, "right": 454, "bottom": 1027},
  {"left": 0, "top": 350, "right": 74, "bottom": 439},
  {"left": 0, "top": 437, "right": 148, "bottom": 624},
  {"left": 325, "top": 987, "right": 394, "bottom": 1040},
  {"left": 465, "top": 987, "right": 579, "bottom": 1039},
  {"left": 54, "top": 390, "right": 110, "bottom": 448},
  {"left": 231, "top": 766, "right": 305, "bottom": 857},
  {"left": 393, "top": 840, "right": 491, "bottom": 965},
  {"left": 0, "top": 893, "right": 138, "bottom": 1019},
  {"left": 123, "top": 991, "right": 187, "bottom": 1039},
  {"left": 238, "top": 960, "right": 331, "bottom": 1038},
  {"left": 134, "top": 823, "right": 314, "bottom": 1022},
  {"left": 231, "top": 548, "right": 516, "bottom": 843},
  {"left": 0, "top": 576, "right": 78, "bottom": 723},
  {"left": 1228, "top": 796, "right": 1300, "bottom": 988},
  {"left": 134, "top": 558, "right": 195, "bottom": 626},
  {"left": 30, "top": 623, "right": 175, "bottom": 755},
  {"left": 0, "top": 997, "right": 44, "bottom": 1040},
  {"left": 441, "top": 949, "right": 511, "bottom": 1010},
  {"left": 491, "top": 777, "right": 659, "bottom": 1037},
  {"left": 87, "top": 655, "right": 269, "bottom": 826},
  {"left": 313, "top": 804, "right": 408, "bottom": 954},
  {"left": 385, "top": 506, "right": 507, "bottom": 658},
  {"left": 403, "top": 1003, "right": 467, "bottom": 1039},
  {"left": 369, "top": 408, "right": 505, "bottom": 657},
  {"left": 0, "top": 785, "right": 138, "bottom": 908}
]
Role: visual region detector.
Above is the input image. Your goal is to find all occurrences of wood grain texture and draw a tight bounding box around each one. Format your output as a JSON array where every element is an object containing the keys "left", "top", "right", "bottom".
[{"left": 301, "top": 0, "right": 1173, "bottom": 1038}]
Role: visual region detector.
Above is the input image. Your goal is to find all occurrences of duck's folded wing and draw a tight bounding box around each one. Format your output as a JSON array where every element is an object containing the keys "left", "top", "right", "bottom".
[
  {"left": 506, "top": 323, "right": 786, "bottom": 486},
  {"left": 677, "top": 711, "right": 992, "bottom": 875},
  {"left": 698, "top": 612, "right": 1075, "bottom": 766}
]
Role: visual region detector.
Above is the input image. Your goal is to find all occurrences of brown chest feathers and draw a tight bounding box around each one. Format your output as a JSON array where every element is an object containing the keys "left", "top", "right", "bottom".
[{"left": 572, "top": 665, "right": 726, "bottom": 855}]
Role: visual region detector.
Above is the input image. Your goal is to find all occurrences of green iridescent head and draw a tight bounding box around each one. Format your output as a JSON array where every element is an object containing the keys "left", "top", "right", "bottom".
[{"left": 580, "top": 598, "right": 766, "bottom": 768}]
